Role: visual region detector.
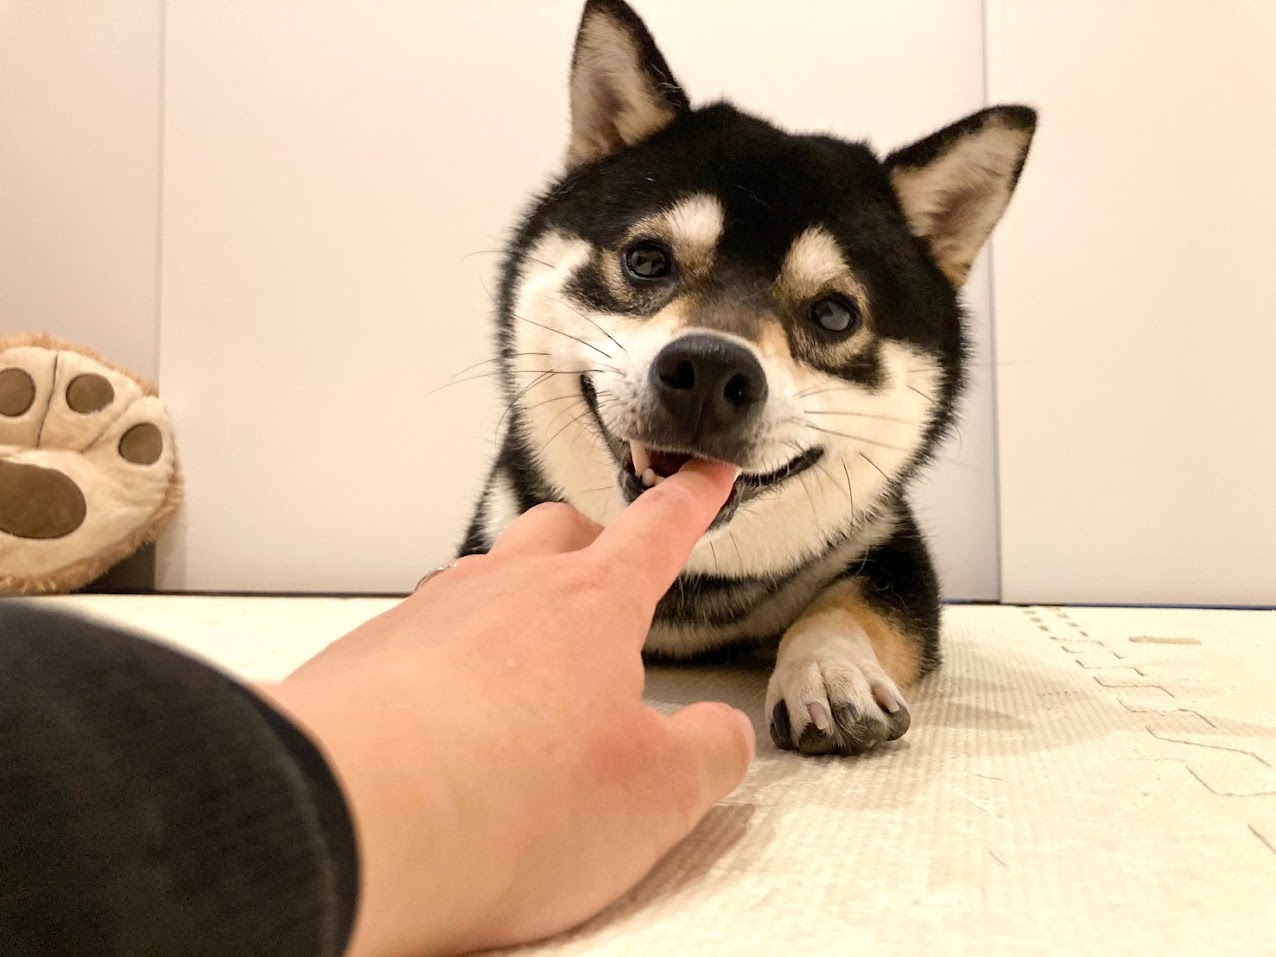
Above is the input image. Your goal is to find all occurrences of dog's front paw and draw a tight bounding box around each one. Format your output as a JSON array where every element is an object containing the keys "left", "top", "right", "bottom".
[{"left": 766, "top": 652, "right": 911, "bottom": 756}]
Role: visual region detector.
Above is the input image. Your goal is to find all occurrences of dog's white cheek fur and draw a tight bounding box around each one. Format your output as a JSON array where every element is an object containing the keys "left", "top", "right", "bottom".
[
  {"left": 683, "top": 342, "right": 941, "bottom": 578},
  {"left": 506, "top": 232, "right": 631, "bottom": 530},
  {"left": 484, "top": 468, "right": 523, "bottom": 540}
]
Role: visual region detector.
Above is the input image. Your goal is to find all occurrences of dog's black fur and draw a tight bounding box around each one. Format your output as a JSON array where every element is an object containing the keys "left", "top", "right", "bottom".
[{"left": 459, "top": 0, "right": 1035, "bottom": 756}]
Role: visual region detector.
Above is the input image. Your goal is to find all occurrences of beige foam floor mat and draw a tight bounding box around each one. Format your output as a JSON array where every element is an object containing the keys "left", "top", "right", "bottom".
[{"left": 28, "top": 596, "right": 1276, "bottom": 954}]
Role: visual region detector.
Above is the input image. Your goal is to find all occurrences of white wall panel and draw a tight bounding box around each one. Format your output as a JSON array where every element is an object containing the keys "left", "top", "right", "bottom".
[
  {"left": 988, "top": 1, "right": 1276, "bottom": 606},
  {"left": 0, "top": 0, "right": 163, "bottom": 379},
  {"left": 157, "top": 0, "right": 998, "bottom": 595}
]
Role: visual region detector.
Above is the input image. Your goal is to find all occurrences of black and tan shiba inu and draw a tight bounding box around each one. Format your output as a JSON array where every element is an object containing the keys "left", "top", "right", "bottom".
[{"left": 460, "top": 0, "right": 1035, "bottom": 755}]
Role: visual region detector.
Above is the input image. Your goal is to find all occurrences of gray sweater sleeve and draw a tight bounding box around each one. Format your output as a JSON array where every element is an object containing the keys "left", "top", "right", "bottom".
[{"left": 0, "top": 602, "right": 359, "bottom": 957}]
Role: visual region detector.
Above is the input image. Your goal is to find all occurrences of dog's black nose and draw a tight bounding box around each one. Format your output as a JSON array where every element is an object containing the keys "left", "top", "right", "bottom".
[{"left": 650, "top": 334, "right": 768, "bottom": 434}]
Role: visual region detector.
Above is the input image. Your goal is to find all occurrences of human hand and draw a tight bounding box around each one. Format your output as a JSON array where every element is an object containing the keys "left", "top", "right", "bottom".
[{"left": 262, "top": 459, "right": 755, "bottom": 955}]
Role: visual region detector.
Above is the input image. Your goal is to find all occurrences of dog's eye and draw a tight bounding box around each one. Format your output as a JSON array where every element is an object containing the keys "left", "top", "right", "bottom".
[
  {"left": 809, "top": 295, "right": 861, "bottom": 335},
  {"left": 623, "top": 242, "right": 673, "bottom": 280}
]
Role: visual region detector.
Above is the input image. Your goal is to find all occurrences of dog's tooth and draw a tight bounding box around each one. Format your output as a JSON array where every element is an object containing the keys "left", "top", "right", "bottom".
[
  {"left": 642, "top": 468, "right": 658, "bottom": 488},
  {"left": 630, "top": 442, "right": 651, "bottom": 476},
  {"left": 653, "top": 473, "right": 665, "bottom": 485}
]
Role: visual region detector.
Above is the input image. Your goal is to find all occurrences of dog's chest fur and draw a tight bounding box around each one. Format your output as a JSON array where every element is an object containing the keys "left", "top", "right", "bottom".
[{"left": 463, "top": 453, "right": 901, "bottom": 656}]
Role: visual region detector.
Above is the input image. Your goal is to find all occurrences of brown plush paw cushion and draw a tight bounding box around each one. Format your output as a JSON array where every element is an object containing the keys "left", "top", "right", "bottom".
[{"left": 0, "top": 333, "right": 182, "bottom": 594}]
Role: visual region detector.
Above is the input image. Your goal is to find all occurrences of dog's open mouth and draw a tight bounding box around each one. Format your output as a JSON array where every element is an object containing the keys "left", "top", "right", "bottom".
[
  {"left": 627, "top": 443, "right": 692, "bottom": 490},
  {"left": 580, "top": 374, "right": 823, "bottom": 525},
  {"left": 621, "top": 441, "right": 821, "bottom": 503}
]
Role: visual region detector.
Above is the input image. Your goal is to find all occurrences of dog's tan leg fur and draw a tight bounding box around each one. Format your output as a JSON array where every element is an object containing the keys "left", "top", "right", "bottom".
[{"left": 787, "top": 578, "right": 924, "bottom": 687}]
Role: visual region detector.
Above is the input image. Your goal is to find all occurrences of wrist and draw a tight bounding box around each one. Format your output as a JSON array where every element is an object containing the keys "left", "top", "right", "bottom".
[{"left": 255, "top": 679, "right": 473, "bottom": 956}]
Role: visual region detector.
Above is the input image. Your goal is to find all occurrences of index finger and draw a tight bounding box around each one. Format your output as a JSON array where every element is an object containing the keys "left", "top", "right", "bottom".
[{"left": 589, "top": 458, "right": 737, "bottom": 605}]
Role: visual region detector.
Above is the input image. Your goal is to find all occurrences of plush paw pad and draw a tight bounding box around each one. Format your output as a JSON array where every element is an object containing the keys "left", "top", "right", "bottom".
[
  {"left": 0, "top": 335, "right": 180, "bottom": 594},
  {"left": 766, "top": 653, "right": 911, "bottom": 756}
]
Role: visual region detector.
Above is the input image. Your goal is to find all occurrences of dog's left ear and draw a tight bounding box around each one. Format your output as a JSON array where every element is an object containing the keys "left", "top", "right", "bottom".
[
  {"left": 886, "top": 106, "right": 1037, "bottom": 287},
  {"left": 566, "top": 0, "right": 690, "bottom": 169}
]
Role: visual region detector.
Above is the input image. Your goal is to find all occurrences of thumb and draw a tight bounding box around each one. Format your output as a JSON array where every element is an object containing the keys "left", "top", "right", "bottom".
[{"left": 661, "top": 701, "right": 755, "bottom": 824}]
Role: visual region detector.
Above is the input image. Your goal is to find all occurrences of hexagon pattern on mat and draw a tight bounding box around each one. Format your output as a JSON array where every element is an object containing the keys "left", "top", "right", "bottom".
[{"left": 0, "top": 333, "right": 181, "bottom": 594}]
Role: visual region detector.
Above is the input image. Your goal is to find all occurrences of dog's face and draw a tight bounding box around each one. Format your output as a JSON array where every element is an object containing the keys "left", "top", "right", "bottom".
[{"left": 496, "top": 0, "right": 1034, "bottom": 576}]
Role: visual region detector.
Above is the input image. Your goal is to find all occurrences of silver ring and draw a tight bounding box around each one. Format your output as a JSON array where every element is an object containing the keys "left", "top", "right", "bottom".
[{"left": 414, "top": 561, "right": 459, "bottom": 592}]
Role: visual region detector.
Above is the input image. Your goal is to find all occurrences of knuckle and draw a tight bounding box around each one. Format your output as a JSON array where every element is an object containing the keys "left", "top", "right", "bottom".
[
  {"left": 533, "top": 501, "right": 603, "bottom": 537},
  {"left": 561, "top": 553, "right": 620, "bottom": 594},
  {"left": 567, "top": 508, "right": 605, "bottom": 537},
  {"left": 526, "top": 501, "right": 576, "bottom": 522}
]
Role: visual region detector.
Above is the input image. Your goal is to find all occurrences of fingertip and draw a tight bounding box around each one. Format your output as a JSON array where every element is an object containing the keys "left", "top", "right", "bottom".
[
  {"left": 731, "top": 706, "right": 757, "bottom": 761},
  {"left": 667, "top": 701, "right": 756, "bottom": 803},
  {"left": 676, "top": 457, "right": 739, "bottom": 493},
  {"left": 716, "top": 703, "right": 756, "bottom": 773}
]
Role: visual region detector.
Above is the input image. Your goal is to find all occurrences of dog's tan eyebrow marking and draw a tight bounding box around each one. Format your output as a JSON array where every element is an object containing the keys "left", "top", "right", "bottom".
[
  {"left": 630, "top": 193, "right": 724, "bottom": 279},
  {"left": 777, "top": 227, "right": 876, "bottom": 360},
  {"left": 661, "top": 194, "right": 724, "bottom": 250},
  {"left": 778, "top": 226, "right": 851, "bottom": 301}
]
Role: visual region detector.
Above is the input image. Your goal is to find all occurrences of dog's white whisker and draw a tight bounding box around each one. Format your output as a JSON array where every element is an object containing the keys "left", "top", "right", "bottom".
[
  {"left": 512, "top": 313, "right": 614, "bottom": 361},
  {"left": 802, "top": 409, "right": 919, "bottom": 427},
  {"left": 551, "top": 294, "right": 629, "bottom": 355}
]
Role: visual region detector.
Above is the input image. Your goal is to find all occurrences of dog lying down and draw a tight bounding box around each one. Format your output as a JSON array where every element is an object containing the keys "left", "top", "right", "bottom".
[{"left": 459, "top": 0, "right": 1035, "bottom": 757}]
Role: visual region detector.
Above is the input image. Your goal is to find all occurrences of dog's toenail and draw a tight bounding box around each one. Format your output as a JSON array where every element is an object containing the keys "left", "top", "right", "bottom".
[
  {"left": 873, "top": 685, "right": 900, "bottom": 713},
  {"left": 807, "top": 702, "right": 832, "bottom": 732}
]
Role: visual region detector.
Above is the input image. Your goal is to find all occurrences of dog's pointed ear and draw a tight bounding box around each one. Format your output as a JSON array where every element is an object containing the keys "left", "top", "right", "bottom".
[
  {"left": 886, "top": 106, "right": 1037, "bottom": 287},
  {"left": 566, "top": 0, "right": 690, "bottom": 169}
]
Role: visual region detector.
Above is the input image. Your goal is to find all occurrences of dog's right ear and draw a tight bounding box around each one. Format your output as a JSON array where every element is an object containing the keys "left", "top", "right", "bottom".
[
  {"left": 566, "top": 0, "right": 690, "bottom": 169},
  {"left": 886, "top": 106, "right": 1037, "bottom": 287}
]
